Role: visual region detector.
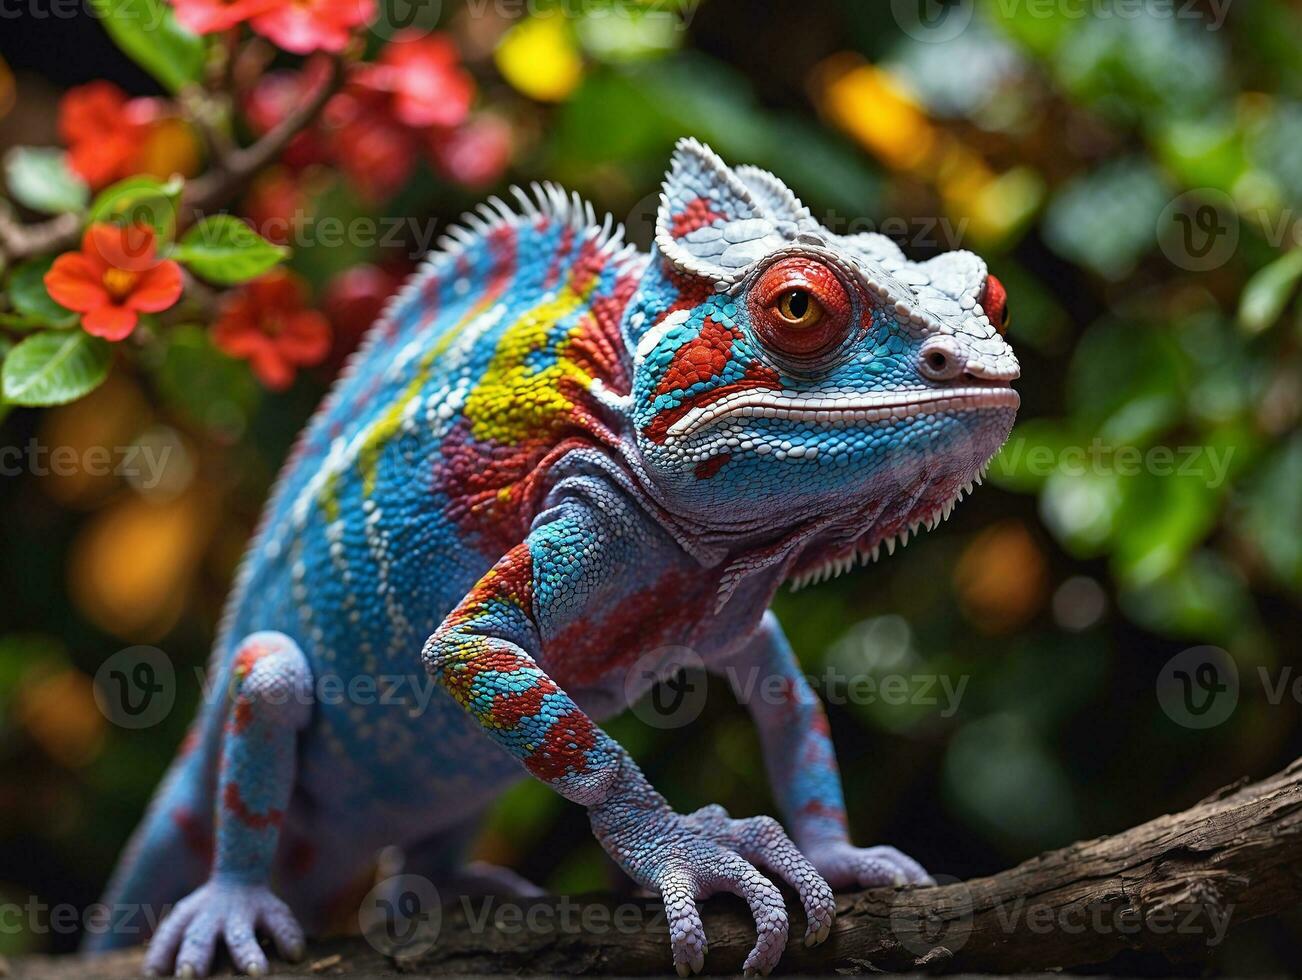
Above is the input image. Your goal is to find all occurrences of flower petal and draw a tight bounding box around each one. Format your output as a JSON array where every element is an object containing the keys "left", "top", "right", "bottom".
[
  {"left": 172, "top": 0, "right": 282, "bottom": 33},
  {"left": 59, "top": 81, "right": 127, "bottom": 144},
  {"left": 127, "top": 260, "right": 184, "bottom": 313},
  {"left": 213, "top": 317, "right": 271, "bottom": 358},
  {"left": 82, "top": 304, "right": 138, "bottom": 341},
  {"left": 252, "top": 7, "right": 348, "bottom": 55},
  {"left": 88, "top": 222, "right": 158, "bottom": 273},
  {"left": 44, "top": 253, "right": 110, "bottom": 314},
  {"left": 249, "top": 270, "right": 305, "bottom": 311},
  {"left": 277, "top": 311, "right": 332, "bottom": 364},
  {"left": 249, "top": 347, "right": 295, "bottom": 390}
]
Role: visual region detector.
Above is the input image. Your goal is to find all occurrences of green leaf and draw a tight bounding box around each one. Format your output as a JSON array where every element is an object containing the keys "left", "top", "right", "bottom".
[
  {"left": 88, "top": 176, "right": 184, "bottom": 244},
  {"left": 0, "top": 312, "right": 57, "bottom": 331},
  {"left": 3, "top": 147, "right": 90, "bottom": 214},
  {"left": 1, "top": 331, "right": 111, "bottom": 406},
  {"left": 1112, "top": 470, "right": 1222, "bottom": 588},
  {"left": 87, "top": 0, "right": 205, "bottom": 94},
  {"left": 154, "top": 323, "right": 259, "bottom": 433},
  {"left": 986, "top": 419, "right": 1076, "bottom": 493},
  {"left": 1043, "top": 158, "right": 1170, "bottom": 281},
  {"left": 6, "top": 258, "right": 78, "bottom": 329},
  {"left": 1117, "top": 550, "right": 1250, "bottom": 642},
  {"left": 1238, "top": 249, "right": 1302, "bottom": 335},
  {"left": 173, "top": 215, "right": 289, "bottom": 285}
]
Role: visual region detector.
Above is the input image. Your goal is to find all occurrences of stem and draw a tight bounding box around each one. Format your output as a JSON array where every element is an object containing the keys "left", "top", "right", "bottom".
[
  {"left": 182, "top": 53, "right": 344, "bottom": 219},
  {"left": 0, "top": 208, "right": 82, "bottom": 266}
]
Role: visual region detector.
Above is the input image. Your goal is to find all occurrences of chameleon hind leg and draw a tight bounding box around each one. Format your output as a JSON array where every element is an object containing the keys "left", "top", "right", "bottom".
[
  {"left": 145, "top": 632, "right": 312, "bottom": 978},
  {"left": 398, "top": 817, "right": 545, "bottom": 898}
]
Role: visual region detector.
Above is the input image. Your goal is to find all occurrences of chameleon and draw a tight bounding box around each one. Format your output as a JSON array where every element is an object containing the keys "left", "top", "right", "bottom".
[{"left": 89, "top": 139, "right": 1019, "bottom": 977}]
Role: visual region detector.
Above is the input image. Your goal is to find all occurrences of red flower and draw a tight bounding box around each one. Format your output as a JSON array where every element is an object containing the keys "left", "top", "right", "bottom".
[
  {"left": 44, "top": 224, "right": 183, "bottom": 341},
  {"left": 356, "top": 32, "right": 475, "bottom": 128},
  {"left": 58, "top": 82, "right": 157, "bottom": 188},
  {"left": 244, "top": 63, "right": 333, "bottom": 169},
  {"left": 169, "top": 0, "right": 283, "bottom": 34},
  {"left": 213, "top": 270, "right": 331, "bottom": 390},
  {"left": 242, "top": 166, "right": 314, "bottom": 246},
  {"left": 429, "top": 113, "right": 513, "bottom": 189},
  {"left": 251, "top": 0, "right": 376, "bottom": 54},
  {"left": 323, "top": 89, "right": 419, "bottom": 202}
]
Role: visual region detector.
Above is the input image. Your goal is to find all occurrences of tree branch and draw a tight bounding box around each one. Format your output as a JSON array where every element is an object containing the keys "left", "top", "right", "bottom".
[
  {"left": 0, "top": 55, "right": 344, "bottom": 268},
  {"left": 0, "top": 206, "right": 81, "bottom": 267},
  {"left": 182, "top": 54, "right": 343, "bottom": 217},
  {"left": 14, "top": 758, "right": 1302, "bottom": 978}
]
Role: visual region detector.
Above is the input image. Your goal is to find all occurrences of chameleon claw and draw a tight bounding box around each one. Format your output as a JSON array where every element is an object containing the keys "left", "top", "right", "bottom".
[
  {"left": 804, "top": 920, "right": 831, "bottom": 946},
  {"left": 176, "top": 965, "right": 196, "bottom": 979},
  {"left": 691, "top": 949, "right": 705, "bottom": 973},
  {"left": 676, "top": 962, "right": 691, "bottom": 978},
  {"left": 803, "top": 916, "right": 830, "bottom": 947}
]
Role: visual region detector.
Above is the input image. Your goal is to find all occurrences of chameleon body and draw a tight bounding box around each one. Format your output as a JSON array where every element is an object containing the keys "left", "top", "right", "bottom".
[{"left": 92, "top": 141, "right": 1019, "bottom": 977}]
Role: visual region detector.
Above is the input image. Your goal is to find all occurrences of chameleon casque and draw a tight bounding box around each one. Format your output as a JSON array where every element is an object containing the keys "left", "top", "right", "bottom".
[{"left": 92, "top": 139, "right": 1019, "bottom": 977}]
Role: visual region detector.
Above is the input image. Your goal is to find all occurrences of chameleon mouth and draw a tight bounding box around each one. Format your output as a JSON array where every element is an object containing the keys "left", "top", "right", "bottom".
[
  {"left": 667, "top": 385, "right": 1020, "bottom": 440},
  {"left": 787, "top": 463, "right": 992, "bottom": 591}
]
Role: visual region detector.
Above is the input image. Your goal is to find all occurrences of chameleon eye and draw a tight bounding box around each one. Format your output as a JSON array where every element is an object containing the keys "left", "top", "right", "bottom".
[
  {"left": 981, "top": 274, "right": 1010, "bottom": 335},
  {"left": 776, "top": 289, "right": 822, "bottom": 328},
  {"left": 750, "top": 258, "right": 853, "bottom": 359}
]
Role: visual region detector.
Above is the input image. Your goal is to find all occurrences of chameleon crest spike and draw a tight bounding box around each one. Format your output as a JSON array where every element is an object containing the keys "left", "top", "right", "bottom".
[{"left": 97, "top": 141, "right": 1016, "bottom": 979}]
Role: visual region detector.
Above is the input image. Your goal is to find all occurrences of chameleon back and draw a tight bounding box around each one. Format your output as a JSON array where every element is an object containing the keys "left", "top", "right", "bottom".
[{"left": 223, "top": 188, "right": 647, "bottom": 681}]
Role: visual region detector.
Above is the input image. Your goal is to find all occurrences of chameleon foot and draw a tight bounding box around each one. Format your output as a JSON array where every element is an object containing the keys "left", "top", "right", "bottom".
[
  {"left": 143, "top": 881, "right": 304, "bottom": 978},
  {"left": 592, "top": 795, "right": 835, "bottom": 977},
  {"left": 804, "top": 841, "right": 933, "bottom": 889}
]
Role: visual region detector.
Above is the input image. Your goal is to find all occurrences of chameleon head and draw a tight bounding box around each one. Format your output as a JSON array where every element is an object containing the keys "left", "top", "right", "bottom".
[{"left": 624, "top": 140, "right": 1020, "bottom": 582}]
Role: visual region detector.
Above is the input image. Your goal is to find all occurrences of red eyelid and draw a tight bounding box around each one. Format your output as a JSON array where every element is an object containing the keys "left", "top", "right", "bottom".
[
  {"left": 756, "top": 272, "right": 823, "bottom": 306},
  {"left": 981, "top": 274, "right": 1008, "bottom": 333},
  {"left": 755, "top": 261, "right": 847, "bottom": 309}
]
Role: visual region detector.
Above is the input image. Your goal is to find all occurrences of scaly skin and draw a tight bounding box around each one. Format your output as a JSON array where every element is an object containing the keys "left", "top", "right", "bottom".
[{"left": 92, "top": 140, "right": 1019, "bottom": 977}]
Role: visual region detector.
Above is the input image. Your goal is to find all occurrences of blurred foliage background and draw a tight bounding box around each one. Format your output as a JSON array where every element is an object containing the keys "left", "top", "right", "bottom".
[{"left": 1, "top": 0, "right": 1300, "bottom": 971}]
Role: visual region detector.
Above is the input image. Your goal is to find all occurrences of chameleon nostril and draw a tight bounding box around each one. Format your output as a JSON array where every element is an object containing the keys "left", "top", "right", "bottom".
[{"left": 918, "top": 339, "right": 963, "bottom": 381}]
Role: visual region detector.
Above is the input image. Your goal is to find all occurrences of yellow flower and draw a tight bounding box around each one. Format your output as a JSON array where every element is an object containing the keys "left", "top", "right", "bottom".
[{"left": 495, "top": 14, "right": 584, "bottom": 103}]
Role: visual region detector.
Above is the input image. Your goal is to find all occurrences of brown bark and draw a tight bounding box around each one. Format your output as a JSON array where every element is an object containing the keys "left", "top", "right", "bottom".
[{"left": 10, "top": 758, "right": 1302, "bottom": 978}]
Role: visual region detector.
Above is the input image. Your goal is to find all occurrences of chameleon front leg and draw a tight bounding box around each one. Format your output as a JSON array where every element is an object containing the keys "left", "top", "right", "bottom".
[
  {"left": 145, "top": 632, "right": 310, "bottom": 978},
  {"left": 726, "top": 612, "right": 932, "bottom": 889},
  {"left": 422, "top": 504, "right": 834, "bottom": 977}
]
